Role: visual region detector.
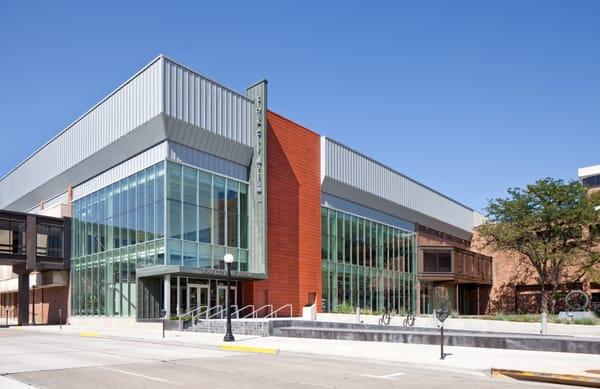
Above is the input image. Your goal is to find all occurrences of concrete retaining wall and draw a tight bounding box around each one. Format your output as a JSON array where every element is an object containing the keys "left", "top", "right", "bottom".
[
  {"left": 272, "top": 320, "right": 600, "bottom": 354},
  {"left": 317, "top": 313, "right": 600, "bottom": 337},
  {"left": 185, "top": 319, "right": 270, "bottom": 336}
]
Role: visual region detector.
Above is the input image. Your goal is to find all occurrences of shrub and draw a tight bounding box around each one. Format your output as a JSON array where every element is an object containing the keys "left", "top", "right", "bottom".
[{"left": 336, "top": 303, "right": 355, "bottom": 314}]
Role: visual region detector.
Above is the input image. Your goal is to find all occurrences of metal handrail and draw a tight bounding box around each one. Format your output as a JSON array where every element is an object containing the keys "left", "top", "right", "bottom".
[
  {"left": 208, "top": 305, "right": 237, "bottom": 320},
  {"left": 180, "top": 305, "right": 208, "bottom": 331},
  {"left": 264, "top": 304, "right": 293, "bottom": 319},
  {"left": 231, "top": 305, "right": 254, "bottom": 319},
  {"left": 242, "top": 304, "right": 273, "bottom": 319},
  {"left": 185, "top": 304, "right": 208, "bottom": 319},
  {"left": 190, "top": 306, "right": 211, "bottom": 330},
  {"left": 200, "top": 305, "right": 222, "bottom": 320}
]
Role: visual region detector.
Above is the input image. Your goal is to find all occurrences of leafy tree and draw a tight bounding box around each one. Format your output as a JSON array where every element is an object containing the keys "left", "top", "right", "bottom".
[{"left": 477, "top": 178, "right": 600, "bottom": 314}]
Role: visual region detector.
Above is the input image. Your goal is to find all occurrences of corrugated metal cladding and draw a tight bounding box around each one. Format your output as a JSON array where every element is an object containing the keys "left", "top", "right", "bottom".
[
  {"left": 0, "top": 58, "right": 164, "bottom": 209},
  {"left": 321, "top": 137, "right": 475, "bottom": 233},
  {"left": 163, "top": 58, "right": 253, "bottom": 147},
  {"left": 167, "top": 142, "right": 248, "bottom": 182},
  {"left": 72, "top": 142, "right": 168, "bottom": 201},
  {"left": 0, "top": 55, "right": 257, "bottom": 211}
]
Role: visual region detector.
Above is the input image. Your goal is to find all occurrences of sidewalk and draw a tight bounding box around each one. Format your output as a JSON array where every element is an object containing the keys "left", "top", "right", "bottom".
[{"left": 15, "top": 324, "right": 600, "bottom": 380}]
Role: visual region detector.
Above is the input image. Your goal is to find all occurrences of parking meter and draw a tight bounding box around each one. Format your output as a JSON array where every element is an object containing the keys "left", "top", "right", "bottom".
[{"left": 434, "top": 307, "right": 450, "bottom": 360}]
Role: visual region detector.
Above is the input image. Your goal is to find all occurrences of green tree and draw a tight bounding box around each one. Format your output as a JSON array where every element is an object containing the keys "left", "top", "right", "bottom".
[{"left": 477, "top": 178, "right": 600, "bottom": 314}]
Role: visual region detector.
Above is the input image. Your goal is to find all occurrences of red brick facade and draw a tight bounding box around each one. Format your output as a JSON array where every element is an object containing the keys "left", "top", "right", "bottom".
[
  {"left": 0, "top": 285, "right": 68, "bottom": 324},
  {"left": 244, "top": 111, "right": 322, "bottom": 316}
]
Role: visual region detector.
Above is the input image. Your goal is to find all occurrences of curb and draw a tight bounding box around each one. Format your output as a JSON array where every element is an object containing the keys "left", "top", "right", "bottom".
[
  {"left": 220, "top": 344, "right": 279, "bottom": 354},
  {"left": 491, "top": 368, "right": 600, "bottom": 388},
  {"left": 79, "top": 332, "right": 100, "bottom": 338}
]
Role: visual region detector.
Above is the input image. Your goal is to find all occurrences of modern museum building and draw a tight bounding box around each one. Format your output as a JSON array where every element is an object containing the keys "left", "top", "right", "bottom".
[{"left": 0, "top": 56, "right": 492, "bottom": 325}]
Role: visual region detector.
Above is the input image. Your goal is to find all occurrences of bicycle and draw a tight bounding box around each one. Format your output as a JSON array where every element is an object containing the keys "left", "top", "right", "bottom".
[
  {"left": 403, "top": 310, "right": 415, "bottom": 327},
  {"left": 378, "top": 307, "right": 391, "bottom": 326}
]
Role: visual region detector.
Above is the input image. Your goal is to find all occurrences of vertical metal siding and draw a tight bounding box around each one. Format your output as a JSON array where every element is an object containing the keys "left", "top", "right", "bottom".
[
  {"left": 322, "top": 137, "right": 474, "bottom": 232},
  {"left": 162, "top": 59, "right": 253, "bottom": 147},
  {"left": 0, "top": 58, "right": 163, "bottom": 209}
]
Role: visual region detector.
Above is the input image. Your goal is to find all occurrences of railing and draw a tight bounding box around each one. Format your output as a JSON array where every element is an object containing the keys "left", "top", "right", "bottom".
[
  {"left": 231, "top": 305, "right": 254, "bottom": 319},
  {"left": 180, "top": 305, "right": 205, "bottom": 330},
  {"left": 208, "top": 305, "right": 237, "bottom": 320},
  {"left": 200, "top": 305, "right": 222, "bottom": 320},
  {"left": 242, "top": 304, "right": 273, "bottom": 319},
  {"left": 264, "top": 304, "right": 293, "bottom": 319},
  {"left": 179, "top": 304, "right": 295, "bottom": 332}
]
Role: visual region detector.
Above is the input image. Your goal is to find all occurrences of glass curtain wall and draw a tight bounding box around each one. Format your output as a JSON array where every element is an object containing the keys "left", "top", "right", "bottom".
[
  {"left": 71, "top": 160, "right": 249, "bottom": 317},
  {"left": 321, "top": 207, "right": 417, "bottom": 315},
  {"left": 71, "top": 162, "right": 165, "bottom": 317},
  {"left": 165, "top": 161, "right": 249, "bottom": 273}
]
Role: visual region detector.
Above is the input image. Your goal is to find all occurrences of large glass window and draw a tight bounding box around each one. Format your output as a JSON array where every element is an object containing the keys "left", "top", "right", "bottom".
[
  {"left": 166, "top": 162, "right": 248, "bottom": 269},
  {"left": 214, "top": 176, "right": 226, "bottom": 246},
  {"left": 70, "top": 160, "right": 249, "bottom": 318},
  {"left": 423, "top": 250, "right": 452, "bottom": 273},
  {"left": 321, "top": 207, "right": 417, "bottom": 315},
  {"left": 71, "top": 161, "right": 165, "bottom": 318},
  {"left": 167, "top": 161, "right": 182, "bottom": 240},
  {"left": 0, "top": 219, "right": 26, "bottom": 255},
  {"left": 182, "top": 167, "right": 198, "bottom": 242},
  {"left": 36, "top": 224, "right": 63, "bottom": 257}
]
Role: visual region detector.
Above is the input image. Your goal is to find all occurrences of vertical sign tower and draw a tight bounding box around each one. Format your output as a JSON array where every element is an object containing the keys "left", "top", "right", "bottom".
[{"left": 246, "top": 81, "right": 268, "bottom": 275}]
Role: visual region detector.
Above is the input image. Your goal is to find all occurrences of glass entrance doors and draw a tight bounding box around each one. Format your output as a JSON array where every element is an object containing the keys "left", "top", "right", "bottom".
[
  {"left": 187, "top": 284, "right": 209, "bottom": 316},
  {"left": 171, "top": 276, "right": 239, "bottom": 318}
]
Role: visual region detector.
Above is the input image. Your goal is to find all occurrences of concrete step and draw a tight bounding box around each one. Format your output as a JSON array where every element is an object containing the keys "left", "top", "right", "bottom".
[{"left": 273, "top": 326, "right": 600, "bottom": 355}]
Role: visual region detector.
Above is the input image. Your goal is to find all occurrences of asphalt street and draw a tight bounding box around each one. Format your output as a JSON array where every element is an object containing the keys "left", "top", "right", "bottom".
[{"left": 0, "top": 329, "right": 581, "bottom": 388}]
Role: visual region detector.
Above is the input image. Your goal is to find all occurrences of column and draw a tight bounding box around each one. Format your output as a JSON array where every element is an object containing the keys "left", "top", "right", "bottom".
[
  {"left": 163, "top": 275, "right": 170, "bottom": 318},
  {"left": 17, "top": 270, "right": 30, "bottom": 326},
  {"left": 176, "top": 276, "right": 180, "bottom": 316}
]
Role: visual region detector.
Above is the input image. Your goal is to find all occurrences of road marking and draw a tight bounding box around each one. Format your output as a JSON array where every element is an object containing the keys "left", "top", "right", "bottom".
[
  {"left": 98, "top": 366, "right": 176, "bottom": 384},
  {"left": 79, "top": 332, "right": 100, "bottom": 338},
  {"left": 220, "top": 344, "right": 279, "bottom": 354},
  {"left": 360, "top": 372, "right": 405, "bottom": 380}
]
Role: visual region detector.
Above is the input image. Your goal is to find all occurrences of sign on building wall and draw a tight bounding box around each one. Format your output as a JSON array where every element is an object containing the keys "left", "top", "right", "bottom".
[{"left": 246, "top": 81, "right": 268, "bottom": 275}]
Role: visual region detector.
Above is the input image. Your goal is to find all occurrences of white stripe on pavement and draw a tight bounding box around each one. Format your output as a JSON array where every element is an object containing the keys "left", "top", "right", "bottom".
[
  {"left": 360, "top": 372, "right": 405, "bottom": 380},
  {"left": 98, "top": 366, "right": 178, "bottom": 385}
]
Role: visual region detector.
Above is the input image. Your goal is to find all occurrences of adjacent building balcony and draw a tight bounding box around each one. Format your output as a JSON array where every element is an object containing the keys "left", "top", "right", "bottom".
[{"left": 418, "top": 246, "right": 492, "bottom": 285}]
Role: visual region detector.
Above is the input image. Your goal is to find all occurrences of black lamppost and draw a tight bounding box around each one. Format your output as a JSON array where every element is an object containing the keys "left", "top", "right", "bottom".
[
  {"left": 160, "top": 309, "right": 167, "bottom": 339},
  {"left": 223, "top": 253, "right": 235, "bottom": 342},
  {"left": 435, "top": 307, "right": 450, "bottom": 360}
]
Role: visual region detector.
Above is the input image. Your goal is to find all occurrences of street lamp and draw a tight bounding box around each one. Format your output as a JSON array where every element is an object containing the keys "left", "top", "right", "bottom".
[
  {"left": 435, "top": 307, "right": 450, "bottom": 360},
  {"left": 223, "top": 253, "right": 235, "bottom": 342}
]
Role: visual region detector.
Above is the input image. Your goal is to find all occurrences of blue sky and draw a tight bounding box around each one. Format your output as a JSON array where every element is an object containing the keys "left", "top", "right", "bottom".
[{"left": 1, "top": 1, "right": 598, "bottom": 213}]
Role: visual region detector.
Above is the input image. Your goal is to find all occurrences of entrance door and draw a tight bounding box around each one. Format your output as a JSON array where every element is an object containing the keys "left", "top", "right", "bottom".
[
  {"left": 218, "top": 285, "right": 237, "bottom": 318},
  {"left": 187, "top": 284, "right": 210, "bottom": 318}
]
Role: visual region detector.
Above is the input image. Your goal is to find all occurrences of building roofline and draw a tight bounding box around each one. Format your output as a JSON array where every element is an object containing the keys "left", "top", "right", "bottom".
[
  {"left": 160, "top": 54, "right": 253, "bottom": 103},
  {"left": 578, "top": 164, "right": 600, "bottom": 179},
  {"left": 267, "top": 110, "right": 322, "bottom": 138},
  {"left": 0, "top": 54, "right": 164, "bottom": 183},
  {"left": 0, "top": 54, "right": 255, "bottom": 184},
  {"left": 322, "top": 136, "right": 474, "bottom": 212}
]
